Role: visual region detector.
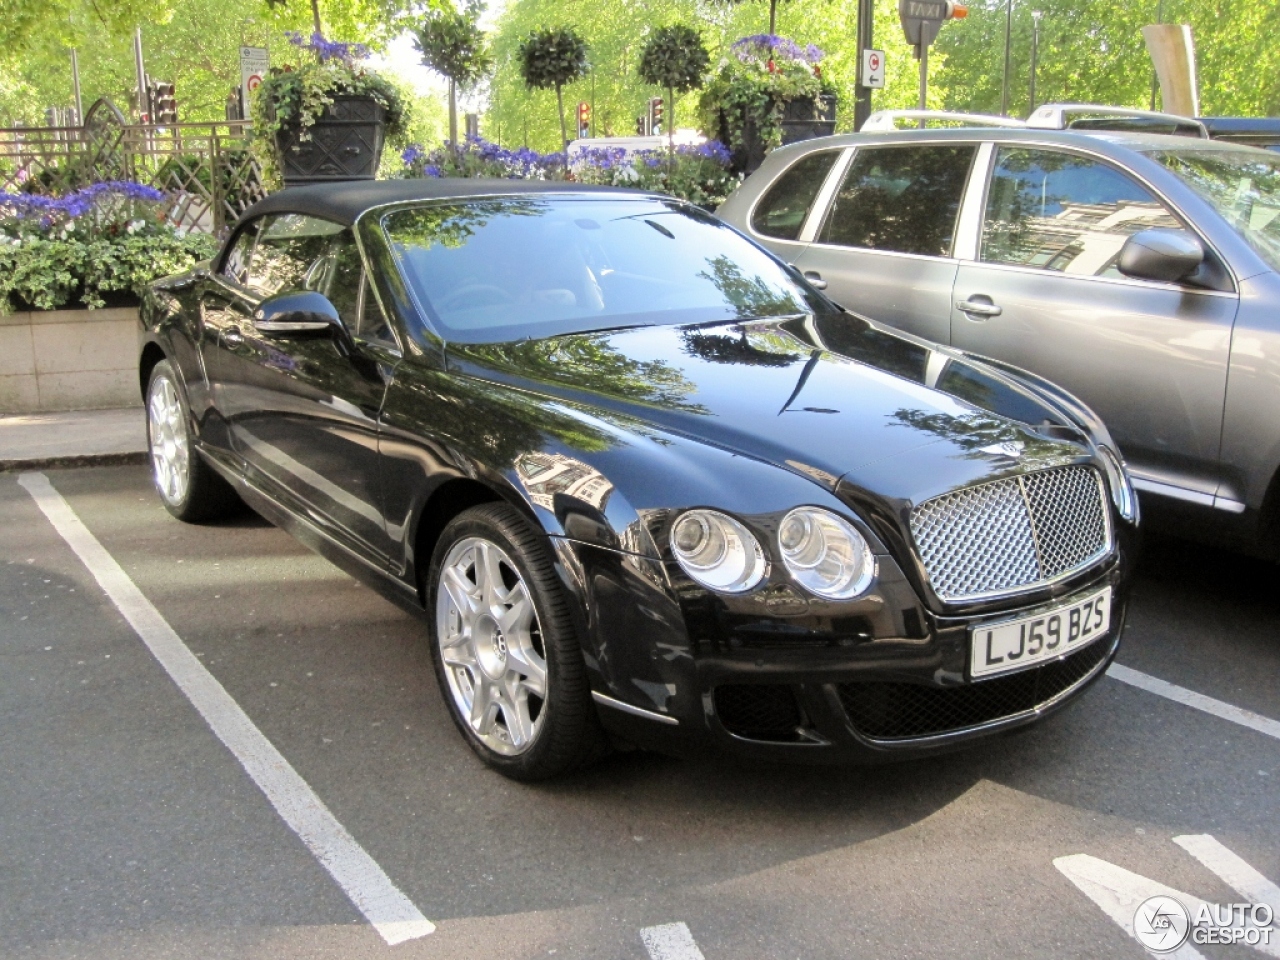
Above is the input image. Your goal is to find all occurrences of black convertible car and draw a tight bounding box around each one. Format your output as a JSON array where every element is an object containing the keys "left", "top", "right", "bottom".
[{"left": 139, "top": 179, "right": 1137, "bottom": 779}]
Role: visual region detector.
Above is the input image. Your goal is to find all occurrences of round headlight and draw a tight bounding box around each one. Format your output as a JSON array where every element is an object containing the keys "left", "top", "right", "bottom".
[
  {"left": 1100, "top": 446, "right": 1138, "bottom": 522},
  {"left": 670, "top": 510, "right": 766, "bottom": 593},
  {"left": 777, "top": 507, "right": 876, "bottom": 600}
]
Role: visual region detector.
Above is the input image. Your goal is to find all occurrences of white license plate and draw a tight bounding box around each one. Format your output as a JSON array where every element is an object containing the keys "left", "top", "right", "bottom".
[{"left": 970, "top": 587, "right": 1112, "bottom": 680}]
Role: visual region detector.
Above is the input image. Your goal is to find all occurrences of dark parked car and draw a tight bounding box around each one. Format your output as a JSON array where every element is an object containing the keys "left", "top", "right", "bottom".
[
  {"left": 139, "top": 179, "right": 1137, "bottom": 779},
  {"left": 718, "top": 119, "right": 1280, "bottom": 557}
]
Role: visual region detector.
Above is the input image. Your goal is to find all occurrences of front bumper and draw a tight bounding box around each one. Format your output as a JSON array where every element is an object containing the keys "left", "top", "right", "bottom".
[{"left": 560, "top": 538, "right": 1129, "bottom": 764}]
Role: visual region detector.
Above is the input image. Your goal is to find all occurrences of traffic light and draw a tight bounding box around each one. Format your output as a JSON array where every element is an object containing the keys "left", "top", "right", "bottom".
[
  {"left": 577, "top": 101, "right": 591, "bottom": 139},
  {"left": 150, "top": 81, "right": 177, "bottom": 125},
  {"left": 648, "top": 97, "right": 663, "bottom": 136},
  {"left": 636, "top": 115, "right": 648, "bottom": 135}
]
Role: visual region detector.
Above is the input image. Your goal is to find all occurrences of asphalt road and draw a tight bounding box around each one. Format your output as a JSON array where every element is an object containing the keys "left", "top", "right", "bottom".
[{"left": 1, "top": 464, "right": 1277, "bottom": 960}]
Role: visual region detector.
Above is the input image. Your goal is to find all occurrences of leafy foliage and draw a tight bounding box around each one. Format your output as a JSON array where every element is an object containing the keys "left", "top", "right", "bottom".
[
  {"left": 712, "top": 0, "right": 792, "bottom": 36},
  {"left": 0, "top": 181, "right": 216, "bottom": 311},
  {"left": 413, "top": 0, "right": 493, "bottom": 148},
  {"left": 518, "top": 26, "right": 590, "bottom": 92},
  {"left": 699, "top": 34, "right": 827, "bottom": 156},
  {"left": 638, "top": 25, "right": 710, "bottom": 95}
]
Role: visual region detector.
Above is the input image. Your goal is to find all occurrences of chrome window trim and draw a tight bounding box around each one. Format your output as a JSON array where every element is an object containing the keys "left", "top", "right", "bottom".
[
  {"left": 796, "top": 147, "right": 854, "bottom": 243},
  {"left": 952, "top": 142, "right": 994, "bottom": 261}
]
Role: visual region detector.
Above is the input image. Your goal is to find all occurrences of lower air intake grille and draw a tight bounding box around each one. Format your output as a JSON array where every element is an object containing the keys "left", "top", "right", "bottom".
[
  {"left": 837, "top": 637, "right": 1112, "bottom": 741},
  {"left": 714, "top": 684, "right": 804, "bottom": 742}
]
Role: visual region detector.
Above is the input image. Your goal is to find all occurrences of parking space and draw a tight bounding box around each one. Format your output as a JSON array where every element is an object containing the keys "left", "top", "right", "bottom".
[{"left": 2, "top": 464, "right": 1278, "bottom": 960}]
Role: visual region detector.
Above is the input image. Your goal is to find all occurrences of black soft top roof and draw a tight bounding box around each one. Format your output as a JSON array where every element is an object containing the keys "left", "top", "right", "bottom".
[{"left": 237, "top": 178, "right": 648, "bottom": 227}]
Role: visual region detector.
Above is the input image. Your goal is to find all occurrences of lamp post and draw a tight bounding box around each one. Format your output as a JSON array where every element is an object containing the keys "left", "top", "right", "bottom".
[
  {"left": 1000, "top": 0, "right": 1013, "bottom": 115},
  {"left": 1029, "top": 10, "right": 1042, "bottom": 115}
]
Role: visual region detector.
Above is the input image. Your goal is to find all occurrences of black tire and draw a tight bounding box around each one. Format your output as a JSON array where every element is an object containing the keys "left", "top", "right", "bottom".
[
  {"left": 427, "top": 502, "right": 609, "bottom": 780},
  {"left": 145, "top": 359, "right": 241, "bottom": 523}
]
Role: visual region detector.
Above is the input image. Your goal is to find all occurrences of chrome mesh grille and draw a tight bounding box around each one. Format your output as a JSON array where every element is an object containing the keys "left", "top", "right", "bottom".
[{"left": 910, "top": 466, "right": 1110, "bottom": 601}]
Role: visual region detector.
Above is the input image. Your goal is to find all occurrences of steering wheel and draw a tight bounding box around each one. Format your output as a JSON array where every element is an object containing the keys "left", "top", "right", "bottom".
[{"left": 435, "top": 283, "right": 514, "bottom": 312}]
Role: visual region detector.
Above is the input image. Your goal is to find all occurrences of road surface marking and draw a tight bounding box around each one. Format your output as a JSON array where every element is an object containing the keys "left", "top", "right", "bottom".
[
  {"left": 1107, "top": 664, "right": 1280, "bottom": 743},
  {"left": 1174, "top": 835, "right": 1280, "bottom": 916},
  {"left": 641, "top": 922, "right": 706, "bottom": 960},
  {"left": 18, "top": 472, "right": 433, "bottom": 946},
  {"left": 1057, "top": 839, "right": 1280, "bottom": 958}
]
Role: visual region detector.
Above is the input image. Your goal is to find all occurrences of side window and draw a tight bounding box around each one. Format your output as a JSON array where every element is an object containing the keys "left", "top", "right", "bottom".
[
  {"left": 246, "top": 214, "right": 345, "bottom": 297},
  {"left": 321, "top": 233, "right": 397, "bottom": 346},
  {"left": 221, "top": 221, "right": 259, "bottom": 285},
  {"left": 751, "top": 150, "right": 840, "bottom": 240},
  {"left": 982, "top": 147, "right": 1182, "bottom": 277},
  {"left": 818, "top": 145, "right": 976, "bottom": 256}
]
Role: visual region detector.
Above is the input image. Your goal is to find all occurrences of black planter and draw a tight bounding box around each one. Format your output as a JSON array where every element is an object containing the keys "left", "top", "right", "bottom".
[
  {"left": 720, "top": 94, "right": 838, "bottom": 175},
  {"left": 274, "top": 95, "right": 386, "bottom": 186},
  {"left": 780, "top": 93, "right": 837, "bottom": 146}
]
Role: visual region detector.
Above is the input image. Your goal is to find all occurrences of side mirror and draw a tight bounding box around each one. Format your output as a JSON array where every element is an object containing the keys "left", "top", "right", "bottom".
[
  {"left": 1117, "top": 228, "right": 1205, "bottom": 284},
  {"left": 254, "top": 290, "right": 344, "bottom": 337}
]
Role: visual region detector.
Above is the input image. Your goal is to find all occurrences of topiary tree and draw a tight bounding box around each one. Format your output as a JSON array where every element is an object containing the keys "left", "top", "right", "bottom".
[
  {"left": 638, "top": 25, "right": 710, "bottom": 153},
  {"left": 413, "top": 0, "right": 493, "bottom": 151},
  {"left": 518, "top": 26, "right": 589, "bottom": 150}
]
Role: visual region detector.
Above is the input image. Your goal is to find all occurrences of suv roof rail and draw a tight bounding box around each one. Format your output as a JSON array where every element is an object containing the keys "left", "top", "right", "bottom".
[
  {"left": 1026, "top": 103, "right": 1209, "bottom": 138},
  {"left": 860, "top": 110, "right": 1026, "bottom": 133}
]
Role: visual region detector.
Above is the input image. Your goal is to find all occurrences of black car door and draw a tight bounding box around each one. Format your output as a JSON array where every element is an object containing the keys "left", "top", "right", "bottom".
[{"left": 215, "top": 213, "right": 397, "bottom": 566}]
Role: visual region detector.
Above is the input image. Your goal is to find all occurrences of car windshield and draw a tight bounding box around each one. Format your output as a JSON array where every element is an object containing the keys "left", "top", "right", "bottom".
[
  {"left": 1153, "top": 148, "right": 1280, "bottom": 272},
  {"left": 381, "top": 197, "right": 818, "bottom": 343}
]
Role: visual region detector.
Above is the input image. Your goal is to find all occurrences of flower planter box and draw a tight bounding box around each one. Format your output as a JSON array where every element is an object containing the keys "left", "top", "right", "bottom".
[
  {"left": 275, "top": 95, "right": 387, "bottom": 186},
  {"left": 720, "top": 94, "right": 838, "bottom": 175}
]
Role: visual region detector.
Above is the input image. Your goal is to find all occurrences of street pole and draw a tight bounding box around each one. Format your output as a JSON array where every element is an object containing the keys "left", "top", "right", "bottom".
[
  {"left": 1000, "top": 0, "right": 1013, "bottom": 116},
  {"left": 918, "top": 43, "right": 928, "bottom": 126},
  {"left": 854, "top": 0, "right": 875, "bottom": 131},
  {"left": 1029, "top": 11, "right": 1041, "bottom": 115},
  {"left": 133, "top": 27, "right": 147, "bottom": 122},
  {"left": 70, "top": 48, "right": 83, "bottom": 124}
]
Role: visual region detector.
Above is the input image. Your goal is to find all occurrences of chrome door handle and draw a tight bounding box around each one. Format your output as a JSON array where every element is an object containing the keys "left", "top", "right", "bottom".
[
  {"left": 803, "top": 271, "right": 828, "bottom": 290},
  {"left": 223, "top": 328, "right": 245, "bottom": 346},
  {"left": 955, "top": 298, "right": 1003, "bottom": 318}
]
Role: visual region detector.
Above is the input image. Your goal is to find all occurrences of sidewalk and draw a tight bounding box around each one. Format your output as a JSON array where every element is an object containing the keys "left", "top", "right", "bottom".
[{"left": 0, "top": 408, "right": 147, "bottom": 471}]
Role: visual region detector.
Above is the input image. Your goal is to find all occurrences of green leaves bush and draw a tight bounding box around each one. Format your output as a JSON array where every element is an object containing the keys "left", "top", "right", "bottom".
[{"left": 0, "top": 232, "right": 217, "bottom": 313}]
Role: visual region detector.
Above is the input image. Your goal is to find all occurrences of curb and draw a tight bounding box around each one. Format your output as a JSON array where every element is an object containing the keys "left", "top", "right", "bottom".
[{"left": 0, "top": 451, "right": 149, "bottom": 473}]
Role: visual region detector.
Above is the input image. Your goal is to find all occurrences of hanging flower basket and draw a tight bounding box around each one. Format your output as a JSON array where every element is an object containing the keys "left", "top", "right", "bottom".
[{"left": 274, "top": 95, "right": 387, "bottom": 185}]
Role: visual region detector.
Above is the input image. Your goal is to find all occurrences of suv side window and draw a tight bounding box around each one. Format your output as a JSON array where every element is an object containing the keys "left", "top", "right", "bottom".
[
  {"left": 818, "top": 145, "right": 976, "bottom": 256},
  {"left": 751, "top": 150, "right": 840, "bottom": 240},
  {"left": 982, "top": 147, "right": 1182, "bottom": 277},
  {"left": 246, "top": 214, "right": 346, "bottom": 297}
]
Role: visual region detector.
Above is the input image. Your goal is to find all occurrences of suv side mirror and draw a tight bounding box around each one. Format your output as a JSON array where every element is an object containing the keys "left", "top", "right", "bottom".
[
  {"left": 254, "top": 290, "right": 343, "bottom": 337},
  {"left": 1118, "top": 228, "right": 1205, "bottom": 284}
]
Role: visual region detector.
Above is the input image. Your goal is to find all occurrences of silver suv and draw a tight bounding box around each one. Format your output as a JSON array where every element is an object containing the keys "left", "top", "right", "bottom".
[{"left": 718, "top": 112, "right": 1280, "bottom": 558}]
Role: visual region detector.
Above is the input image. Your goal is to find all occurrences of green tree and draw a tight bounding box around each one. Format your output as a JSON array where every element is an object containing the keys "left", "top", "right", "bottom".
[
  {"left": 638, "top": 25, "right": 709, "bottom": 151},
  {"left": 518, "top": 26, "right": 589, "bottom": 150},
  {"left": 715, "top": 0, "right": 791, "bottom": 37},
  {"left": 413, "top": 0, "right": 493, "bottom": 150}
]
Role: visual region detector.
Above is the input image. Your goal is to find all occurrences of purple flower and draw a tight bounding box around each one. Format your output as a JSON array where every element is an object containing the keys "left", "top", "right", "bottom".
[
  {"left": 1, "top": 181, "right": 165, "bottom": 232},
  {"left": 423, "top": 164, "right": 443, "bottom": 178},
  {"left": 286, "top": 31, "right": 369, "bottom": 66},
  {"left": 730, "top": 34, "right": 823, "bottom": 65}
]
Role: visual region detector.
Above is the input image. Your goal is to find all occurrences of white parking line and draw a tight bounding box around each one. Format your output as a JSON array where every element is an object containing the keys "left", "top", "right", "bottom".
[
  {"left": 18, "top": 472, "right": 434, "bottom": 946},
  {"left": 1107, "top": 663, "right": 1280, "bottom": 743},
  {"left": 1174, "top": 835, "right": 1280, "bottom": 916},
  {"left": 640, "top": 922, "right": 706, "bottom": 960}
]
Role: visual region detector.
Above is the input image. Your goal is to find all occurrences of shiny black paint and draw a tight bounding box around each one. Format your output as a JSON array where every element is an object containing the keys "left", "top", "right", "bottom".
[{"left": 138, "top": 196, "right": 1136, "bottom": 763}]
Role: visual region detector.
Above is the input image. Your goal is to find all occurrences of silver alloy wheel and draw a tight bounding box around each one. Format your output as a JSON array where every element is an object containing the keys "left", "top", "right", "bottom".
[
  {"left": 436, "top": 536, "right": 548, "bottom": 756},
  {"left": 148, "top": 374, "right": 190, "bottom": 506}
]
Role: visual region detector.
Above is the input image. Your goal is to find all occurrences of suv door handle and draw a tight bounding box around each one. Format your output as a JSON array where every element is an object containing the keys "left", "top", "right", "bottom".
[
  {"left": 223, "top": 328, "right": 245, "bottom": 346},
  {"left": 803, "top": 270, "right": 828, "bottom": 290},
  {"left": 955, "top": 298, "right": 1003, "bottom": 318}
]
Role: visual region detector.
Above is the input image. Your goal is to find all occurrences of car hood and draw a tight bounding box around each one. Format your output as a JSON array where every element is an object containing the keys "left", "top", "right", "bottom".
[{"left": 447, "top": 313, "right": 1094, "bottom": 507}]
